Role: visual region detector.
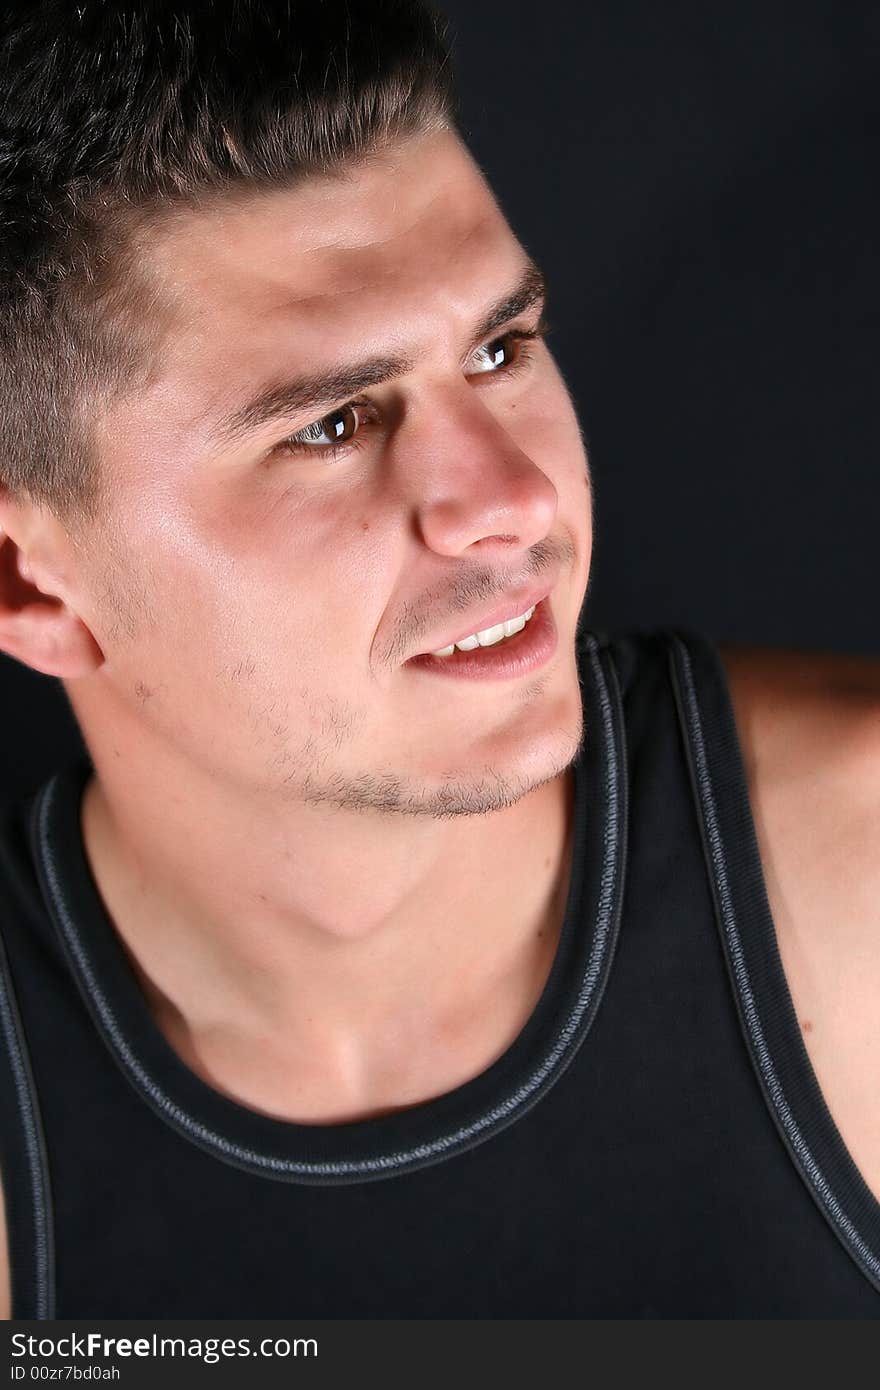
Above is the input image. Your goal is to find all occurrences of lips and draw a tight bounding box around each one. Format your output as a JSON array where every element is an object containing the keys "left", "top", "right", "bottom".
[
  {"left": 406, "top": 594, "right": 558, "bottom": 681},
  {"left": 410, "top": 581, "right": 555, "bottom": 660}
]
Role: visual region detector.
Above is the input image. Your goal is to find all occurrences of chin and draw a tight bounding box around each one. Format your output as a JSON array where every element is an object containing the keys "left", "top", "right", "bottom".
[{"left": 409, "top": 714, "right": 584, "bottom": 820}]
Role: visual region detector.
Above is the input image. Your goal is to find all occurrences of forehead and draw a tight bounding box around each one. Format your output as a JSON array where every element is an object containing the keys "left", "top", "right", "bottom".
[{"left": 136, "top": 130, "right": 524, "bottom": 427}]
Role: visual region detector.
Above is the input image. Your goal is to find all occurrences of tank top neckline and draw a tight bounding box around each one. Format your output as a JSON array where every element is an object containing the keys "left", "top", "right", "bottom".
[{"left": 28, "top": 630, "right": 628, "bottom": 1185}]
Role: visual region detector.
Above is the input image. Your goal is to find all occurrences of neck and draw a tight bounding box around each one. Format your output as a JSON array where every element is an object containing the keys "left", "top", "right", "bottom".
[{"left": 80, "top": 753, "right": 576, "bottom": 1123}]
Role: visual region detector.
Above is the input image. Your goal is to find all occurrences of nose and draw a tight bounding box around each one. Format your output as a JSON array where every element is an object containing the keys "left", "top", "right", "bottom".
[{"left": 406, "top": 387, "right": 559, "bottom": 558}]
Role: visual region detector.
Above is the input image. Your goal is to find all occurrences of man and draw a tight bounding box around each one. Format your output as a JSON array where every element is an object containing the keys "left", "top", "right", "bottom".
[{"left": 0, "top": 0, "right": 877, "bottom": 1319}]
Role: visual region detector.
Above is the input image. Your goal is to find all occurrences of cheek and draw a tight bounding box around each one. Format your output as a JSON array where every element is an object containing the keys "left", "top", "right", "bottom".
[
  {"left": 200, "top": 483, "right": 398, "bottom": 676},
  {"left": 511, "top": 373, "right": 591, "bottom": 500},
  {"left": 254, "top": 483, "right": 393, "bottom": 608}
]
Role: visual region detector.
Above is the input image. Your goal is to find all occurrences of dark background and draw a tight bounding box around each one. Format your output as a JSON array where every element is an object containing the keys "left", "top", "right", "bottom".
[{"left": 1, "top": 0, "right": 878, "bottom": 803}]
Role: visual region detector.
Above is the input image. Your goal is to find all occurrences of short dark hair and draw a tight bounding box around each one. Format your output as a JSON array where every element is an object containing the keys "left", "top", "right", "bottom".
[{"left": 0, "top": 0, "right": 457, "bottom": 531}]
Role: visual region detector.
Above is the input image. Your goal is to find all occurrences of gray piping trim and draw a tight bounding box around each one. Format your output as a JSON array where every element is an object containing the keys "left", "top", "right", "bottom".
[
  {"left": 673, "top": 634, "right": 880, "bottom": 1288},
  {"left": 34, "top": 634, "right": 621, "bottom": 1183},
  {"left": 0, "top": 928, "right": 54, "bottom": 1317}
]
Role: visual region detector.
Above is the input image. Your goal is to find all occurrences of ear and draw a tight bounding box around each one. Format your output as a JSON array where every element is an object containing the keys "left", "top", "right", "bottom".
[{"left": 0, "top": 492, "right": 104, "bottom": 679}]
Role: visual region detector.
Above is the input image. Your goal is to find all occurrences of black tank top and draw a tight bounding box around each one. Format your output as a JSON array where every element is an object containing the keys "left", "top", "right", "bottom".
[{"left": 1, "top": 628, "right": 879, "bottom": 1319}]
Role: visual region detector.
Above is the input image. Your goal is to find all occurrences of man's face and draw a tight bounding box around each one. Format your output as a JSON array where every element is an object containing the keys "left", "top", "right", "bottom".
[{"left": 72, "top": 127, "right": 593, "bottom": 817}]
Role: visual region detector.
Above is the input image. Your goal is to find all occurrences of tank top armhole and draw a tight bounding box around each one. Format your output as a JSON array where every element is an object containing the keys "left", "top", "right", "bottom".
[
  {"left": 666, "top": 627, "right": 880, "bottom": 1297},
  {"left": 0, "top": 919, "right": 56, "bottom": 1319}
]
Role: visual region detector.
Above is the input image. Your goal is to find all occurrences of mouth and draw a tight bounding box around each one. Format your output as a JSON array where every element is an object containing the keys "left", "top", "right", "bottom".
[
  {"left": 404, "top": 594, "right": 558, "bottom": 682},
  {"left": 409, "top": 582, "right": 555, "bottom": 661}
]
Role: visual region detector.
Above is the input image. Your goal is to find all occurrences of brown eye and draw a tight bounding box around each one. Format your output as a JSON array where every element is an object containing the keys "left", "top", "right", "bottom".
[
  {"left": 469, "top": 335, "right": 517, "bottom": 374},
  {"left": 289, "top": 404, "right": 359, "bottom": 448}
]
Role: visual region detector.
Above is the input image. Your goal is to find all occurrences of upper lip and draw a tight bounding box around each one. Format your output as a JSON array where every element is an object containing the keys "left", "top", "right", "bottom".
[{"left": 411, "top": 580, "right": 554, "bottom": 658}]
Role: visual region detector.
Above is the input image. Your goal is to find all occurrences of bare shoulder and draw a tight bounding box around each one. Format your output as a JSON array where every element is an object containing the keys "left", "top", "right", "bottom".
[
  {"left": 716, "top": 637, "right": 880, "bottom": 916},
  {"left": 717, "top": 639, "right": 880, "bottom": 1199},
  {"left": 717, "top": 639, "right": 880, "bottom": 769},
  {"left": 716, "top": 640, "right": 880, "bottom": 873}
]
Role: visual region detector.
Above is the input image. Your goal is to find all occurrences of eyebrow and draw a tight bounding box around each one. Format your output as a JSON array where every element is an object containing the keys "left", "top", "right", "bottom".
[{"left": 209, "top": 259, "right": 548, "bottom": 449}]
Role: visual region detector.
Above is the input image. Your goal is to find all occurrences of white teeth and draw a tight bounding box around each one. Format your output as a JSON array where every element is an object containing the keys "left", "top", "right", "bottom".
[
  {"left": 429, "top": 604, "right": 536, "bottom": 658},
  {"left": 476, "top": 622, "right": 507, "bottom": 647}
]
